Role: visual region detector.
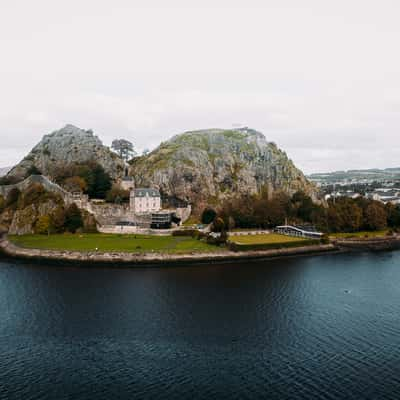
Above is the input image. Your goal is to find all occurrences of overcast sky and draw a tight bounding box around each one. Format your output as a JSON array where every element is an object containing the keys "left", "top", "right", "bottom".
[{"left": 1, "top": 0, "right": 400, "bottom": 173}]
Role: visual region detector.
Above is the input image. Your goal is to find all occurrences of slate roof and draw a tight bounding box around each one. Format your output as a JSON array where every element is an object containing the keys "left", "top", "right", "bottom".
[{"left": 132, "top": 188, "right": 160, "bottom": 197}]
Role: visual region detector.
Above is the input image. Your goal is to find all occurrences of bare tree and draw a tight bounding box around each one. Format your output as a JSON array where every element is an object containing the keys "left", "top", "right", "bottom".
[{"left": 111, "top": 139, "right": 136, "bottom": 161}]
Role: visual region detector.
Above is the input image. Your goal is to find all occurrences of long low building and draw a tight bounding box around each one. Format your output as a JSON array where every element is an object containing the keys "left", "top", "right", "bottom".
[{"left": 274, "top": 225, "right": 323, "bottom": 239}]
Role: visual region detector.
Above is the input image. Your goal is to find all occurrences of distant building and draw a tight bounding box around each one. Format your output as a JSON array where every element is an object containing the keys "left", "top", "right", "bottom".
[
  {"left": 130, "top": 188, "right": 161, "bottom": 213},
  {"left": 120, "top": 176, "right": 135, "bottom": 191},
  {"left": 274, "top": 225, "right": 323, "bottom": 239}
]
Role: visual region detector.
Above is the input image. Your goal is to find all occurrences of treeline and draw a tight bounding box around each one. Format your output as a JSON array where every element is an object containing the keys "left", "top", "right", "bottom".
[
  {"left": 0, "top": 162, "right": 131, "bottom": 203},
  {"left": 202, "top": 191, "right": 400, "bottom": 233},
  {"left": 0, "top": 183, "right": 97, "bottom": 234}
]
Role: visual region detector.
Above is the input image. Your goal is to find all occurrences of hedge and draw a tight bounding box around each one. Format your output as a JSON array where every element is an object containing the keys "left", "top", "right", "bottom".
[
  {"left": 227, "top": 239, "right": 320, "bottom": 252},
  {"left": 172, "top": 229, "right": 199, "bottom": 237}
]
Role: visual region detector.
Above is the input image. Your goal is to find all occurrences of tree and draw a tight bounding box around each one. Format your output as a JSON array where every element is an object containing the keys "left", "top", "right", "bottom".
[
  {"left": 5, "top": 188, "right": 21, "bottom": 209},
  {"left": 111, "top": 139, "right": 136, "bottom": 161},
  {"left": 201, "top": 208, "right": 217, "bottom": 224},
  {"left": 64, "top": 203, "right": 83, "bottom": 233},
  {"left": 50, "top": 206, "right": 66, "bottom": 233},
  {"left": 105, "top": 184, "right": 130, "bottom": 203},
  {"left": 0, "top": 195, "right": 4, "bottom": 213},
  {"left": 34, "top": 215, "right": 51, "bottom": 235},
  {"left": 211, "top": 217, "right": 225, "bottom": 233},
  {"left": 142, "top": 148, "right": 150, "bottom": 156},
  {"left": 20, "top": 183, "right": 47, "bottom": 208},
  {"left": 292, "top": 191, "right": 314, "bottom": 221},
  {"left": 364, "top": 202, "right": 387, "bottom": 231},
  {"left": 386, "top": 204, "right": 400, "bottom": 228},
  {"left": 91, "top": 164, "right": 112, "bottom": 199},
  {"left": 64, "top": 176, "right": 87, "bottom": 193}
]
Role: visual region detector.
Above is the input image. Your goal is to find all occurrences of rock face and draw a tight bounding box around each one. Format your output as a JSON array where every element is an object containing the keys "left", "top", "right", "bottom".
[
  {"left": 129, "top": 128, "right": 318, "bottom": 211},
  {"left": 8, "top": 200, "right": 59, "bottom": 235},
  {"left": 7, "top": 124, "right": 125, "bottom": 180}
]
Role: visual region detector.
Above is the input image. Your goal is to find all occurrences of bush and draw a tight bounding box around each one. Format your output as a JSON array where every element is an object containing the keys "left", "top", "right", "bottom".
[
  {"left": 228, "top": 239, "right": 320, "bottom": 252},
  {"left": 172, "top": 229, "right": 199, "bottom": 237},
  {"left": 105, "top": 185, "right": 130, "bottom": 203},
  {"left": 19, "top": 183, "right": 46, "bottom": 208},
  {"left": 34, "top": 215, "right": 51, "bottom": 234},
  {"left": 201, "top": 208, "right": 217, "bottom": 224},
  {"left": 64, "top": 203, "right": 83, "bottom": 233},
  {"left": 321, "top": 234, "right": 330, "bottom": 244},
  {"left": 0, "top": 195, "right": 4, "bottom": 213},
  {"left": 211, "top": 217, "right": 225, "bottom": 233},
  {"left": 0, "top": 176, "right": 20, "bottom": 185},
  {"left": 50, "top": 206, "right": 66, "bottom": 233},
  {"left": 5, "top": 188, "right": 21, "bottom": 209},
  {"left": 206, "top": 231, "right": 228, "bottom": 246}
]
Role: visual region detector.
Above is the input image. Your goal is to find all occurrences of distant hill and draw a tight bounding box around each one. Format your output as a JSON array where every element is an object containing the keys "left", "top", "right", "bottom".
[{"left": 308, "top": 167, "right": 400, "bottom": 184}]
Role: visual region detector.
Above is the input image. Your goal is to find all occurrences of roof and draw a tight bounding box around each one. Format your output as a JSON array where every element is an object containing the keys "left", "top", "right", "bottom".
[
  {"left": 132, "top": 188, "right": 160, "bottom": 197},
  {"left": 275, "top": 225, "right": 323, "bottom": 236}
]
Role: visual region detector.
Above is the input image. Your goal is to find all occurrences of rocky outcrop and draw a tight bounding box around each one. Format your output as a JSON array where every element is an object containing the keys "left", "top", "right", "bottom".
[
  {"left": 130, "top": 128, "right": 318, "bottom": 211},
  {"left": 7, "top": 124, "right": 125, "bottom": 180},
  {"left": 8, "top": 200, "right": 59, "bottom": 235}
]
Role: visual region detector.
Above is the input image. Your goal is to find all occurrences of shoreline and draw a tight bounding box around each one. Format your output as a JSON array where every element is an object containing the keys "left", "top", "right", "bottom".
[
  {"left": 2, "top": 234, "right": 400, "bottom": 268},
  {"left": 0, "top": 234, "right": 339, "bottom": 266}
]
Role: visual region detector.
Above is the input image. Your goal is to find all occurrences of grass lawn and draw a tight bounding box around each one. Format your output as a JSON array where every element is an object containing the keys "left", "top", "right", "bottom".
[
  {"left": 329, "top": 230, "right": 389, "bottom": 239},
  {"left": 8, "top": 233, "right": 221, "bottom": 254},
  {"left": 229, "top": 233, "right": 309, "bottom": 245}
]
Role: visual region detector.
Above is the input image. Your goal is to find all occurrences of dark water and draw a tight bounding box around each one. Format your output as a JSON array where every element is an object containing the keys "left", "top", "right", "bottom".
[{"left": 1, "top": 252, "right": 400, "bottom": 399}]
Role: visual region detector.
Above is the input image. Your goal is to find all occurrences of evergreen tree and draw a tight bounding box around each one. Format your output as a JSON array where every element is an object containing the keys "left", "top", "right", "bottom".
[{"left": 64, "top": 203, "right": 83, "bottom": 233}]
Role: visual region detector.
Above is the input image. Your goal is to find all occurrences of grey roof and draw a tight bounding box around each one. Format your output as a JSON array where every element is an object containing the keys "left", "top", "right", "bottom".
[{"left": 132, "top": 188, "right": 160, "bottom": 197}]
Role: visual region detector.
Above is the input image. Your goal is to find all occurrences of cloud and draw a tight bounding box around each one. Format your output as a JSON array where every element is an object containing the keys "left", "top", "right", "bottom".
[{"left": 0, "top": 0, "right": 400, "bottom": 173}]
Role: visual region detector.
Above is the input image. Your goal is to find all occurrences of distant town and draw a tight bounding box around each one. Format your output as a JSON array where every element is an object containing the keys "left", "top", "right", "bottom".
[{"left": 308, "top": 167, "right": 400, "bottom": 206}]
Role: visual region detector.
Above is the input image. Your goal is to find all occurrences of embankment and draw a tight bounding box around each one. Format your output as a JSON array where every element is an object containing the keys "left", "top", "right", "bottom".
[{"left": 0, "top": 234, "right": 338, "bottom": 266}]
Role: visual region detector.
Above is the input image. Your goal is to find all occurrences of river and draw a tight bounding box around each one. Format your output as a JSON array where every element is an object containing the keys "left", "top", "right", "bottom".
[{"left": 1, "top": 252, "right": 400, "bottom": 399}]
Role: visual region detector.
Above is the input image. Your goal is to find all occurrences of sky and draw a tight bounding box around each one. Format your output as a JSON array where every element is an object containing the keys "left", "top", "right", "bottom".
[{"left": 1, "top": 0, "right": 400, "bottom": 174}]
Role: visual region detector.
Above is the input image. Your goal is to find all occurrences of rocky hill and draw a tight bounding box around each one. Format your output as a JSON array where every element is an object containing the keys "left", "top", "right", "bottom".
[
  {"left": 7, "top": 125, "right": 125, "bottom": 180},
  {"left": 129, "top": 128, "right": 317, "bottom": 211}
]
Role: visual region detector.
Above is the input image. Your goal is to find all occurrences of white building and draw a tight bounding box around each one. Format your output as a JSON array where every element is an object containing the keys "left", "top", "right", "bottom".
[
  {"left": 130, "top": 188, "right": 161, "bottom": 213},
  {"left": 120, "top": 176, "right": 135, "bottom": 191}
]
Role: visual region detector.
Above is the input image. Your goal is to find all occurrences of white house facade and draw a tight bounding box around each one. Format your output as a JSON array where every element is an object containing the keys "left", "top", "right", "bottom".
[{"left": 130, "top": 188, "right": 161, "bottom": 213}]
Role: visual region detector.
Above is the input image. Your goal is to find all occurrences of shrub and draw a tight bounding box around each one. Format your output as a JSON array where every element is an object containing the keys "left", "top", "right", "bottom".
[
  {"left": 211, "top": 217, "right": 225, "bottom": 233},
  {"left": 228, "top": 239, "right": 320, "bottom": 252},
  {"left": 0, "top": 176, "right": 21, "bottom": 185},
  {"left": 201, "top": 208, "right": 217, "bottom": 224},
  {"left": 321, "top": 234, "right": 330, "bottom": 244},
  {"left": 64, "top": 203, "right": 83, "bottom": 233},
  {"left": 50, "top": 206, "right": 66, "bottom": 233},
  {"left": 63, "top": 176, "right": 87, "bottom": 193},
  {"left": 34, "top": 215, "right": 51, "bottom": 234},
  {"left": 206, "top": 231, "right": 228, "bottom": 246},
  {"left": 172, "top": 229, "right": 198, "bottom": 237},
  {"left": 105, "top": 184, "right": 130, "bottom": 203},
  {"left": 0, "top": 195, "right": 4, "bottom": 213},
  {"left": 5, "top": 188, "right": 21, "bottom": 209},
  {"left": 19, "top": 183, "right": 46, "bottom": 208}
]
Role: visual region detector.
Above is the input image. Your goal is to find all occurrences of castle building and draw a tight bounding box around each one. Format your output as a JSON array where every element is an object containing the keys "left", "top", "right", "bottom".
[{"left": 130, "top": 188, "right": 161, "bottom": 213}]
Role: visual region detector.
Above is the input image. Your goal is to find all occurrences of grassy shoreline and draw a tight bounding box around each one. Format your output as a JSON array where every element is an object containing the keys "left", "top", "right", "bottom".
[{"left": 8, "top": 233, "right": 221, "bottom": 254}]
